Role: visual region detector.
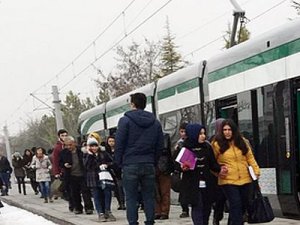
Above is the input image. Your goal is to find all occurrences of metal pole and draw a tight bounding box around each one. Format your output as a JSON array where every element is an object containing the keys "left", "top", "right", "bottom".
[
  {"left": 3, "top": 125, "right": 12, "bottom": 165},
  {"left": 52, "top": 85, "right": 65, "bottom": 131}
]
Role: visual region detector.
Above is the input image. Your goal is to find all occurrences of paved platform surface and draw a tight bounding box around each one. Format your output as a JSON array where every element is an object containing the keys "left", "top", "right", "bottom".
[{"left": 0, "top": 183, "right": 299, "bottom": 225}]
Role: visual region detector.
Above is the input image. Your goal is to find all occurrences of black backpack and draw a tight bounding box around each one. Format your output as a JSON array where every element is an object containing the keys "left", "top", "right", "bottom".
[{"left": 157, "top": 133, "right": 174, "bottom": 175}]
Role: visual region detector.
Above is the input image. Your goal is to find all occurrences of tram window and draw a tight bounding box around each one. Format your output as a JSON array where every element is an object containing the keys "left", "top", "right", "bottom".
[
  {"left": 256, "top": 81, "right": 291, "bottom": 169},
  {"left": 237, "top": 91, "right": 253, "bottom": 148},
  {"left": 256, "top": 85, "right": 276, "bottom": 168}
]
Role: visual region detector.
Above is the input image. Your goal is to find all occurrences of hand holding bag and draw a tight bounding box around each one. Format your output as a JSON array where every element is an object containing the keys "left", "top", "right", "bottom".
[
  {"left": 248, "top": 180, "right": 274, "bottom": 223},
  {"left": 98, "top": 169, "right": 115, "bottom": 189}
]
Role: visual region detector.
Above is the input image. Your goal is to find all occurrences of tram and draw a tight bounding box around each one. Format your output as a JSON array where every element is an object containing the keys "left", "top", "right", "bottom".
[{"left": 78, "top": 18, "right": 300, "bottom": 218}]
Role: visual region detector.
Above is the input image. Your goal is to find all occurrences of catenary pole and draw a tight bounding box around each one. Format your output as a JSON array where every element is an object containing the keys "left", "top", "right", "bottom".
[{"left": 52, "top": 85, "right": 64, "bottom": 131}]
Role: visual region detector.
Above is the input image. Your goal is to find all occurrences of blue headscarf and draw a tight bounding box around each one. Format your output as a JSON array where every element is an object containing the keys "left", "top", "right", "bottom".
[{"left": 186, "top": 123, "right": 206, "bottom": 146}]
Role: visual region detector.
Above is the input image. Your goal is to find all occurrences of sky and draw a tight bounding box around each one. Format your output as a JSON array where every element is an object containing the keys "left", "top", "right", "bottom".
[
  {"left": 0, "top": 202, "right": 57, "bottom": 225},
  {"left": 0, "top": 0, "right": 297, "bottom": 136}
]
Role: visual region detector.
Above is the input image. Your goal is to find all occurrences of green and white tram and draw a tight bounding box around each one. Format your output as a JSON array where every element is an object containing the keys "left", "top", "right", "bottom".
[
  {"left": 206, "top": 18, "right": 300, "bottom": 218},
  {"left": 78, "top": 18, "right": 300, "bottom": 218}
]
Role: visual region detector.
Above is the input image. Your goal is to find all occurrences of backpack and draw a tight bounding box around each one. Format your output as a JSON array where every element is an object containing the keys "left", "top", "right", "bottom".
[{"left": 157, "top": 133, "right": 174, "bottom": 175}]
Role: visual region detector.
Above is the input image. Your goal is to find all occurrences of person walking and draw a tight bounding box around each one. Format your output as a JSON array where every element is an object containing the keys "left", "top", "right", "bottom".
[
  {"left": 155, "top": 133, "right": 173, "bottom": 220},
  {"left": 12, "top": 152, "right": 26, "bottom": 195},
  {"left": 212, "top": 119, "right": 260, "bottom": 225},
  {"left": 84, "top": 136, "right": 116, "bottom": 222},
  {"left": 173, "top": 122, "right": 190, "bottom": 218},
  {"left": 31, "top": 147, "right": 52, "bottom": 203},
  {"left": 0, "top": 151, "right": 12, "bottom": 196},
  {"left": 115, "top": 92, "right": 164, "bottom": 225},
  {"left": 59, "top": 136, "right": 94, "bottom": 215},
  {"left": 23, "top": 148, "right": 39, "bottom": 194},
  {"left": 105, "top": 135, "right": 126, "bottom": 210},
  {"left": 179, "top": 123, "right": 226, "bottom": 225}
]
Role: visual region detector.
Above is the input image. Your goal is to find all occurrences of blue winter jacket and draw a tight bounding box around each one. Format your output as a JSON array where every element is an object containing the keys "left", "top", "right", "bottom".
[{"left": 115, "top": 109, "right": 164, "bottom": 168}]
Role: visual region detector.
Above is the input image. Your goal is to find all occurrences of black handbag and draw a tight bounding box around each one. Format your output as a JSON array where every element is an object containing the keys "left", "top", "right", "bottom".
[
  {"left": 248, "top": 181, "right": 274, "bottom": 223},
  {"left": 170, "top": 171, "right": 182, "bottom": 193}
]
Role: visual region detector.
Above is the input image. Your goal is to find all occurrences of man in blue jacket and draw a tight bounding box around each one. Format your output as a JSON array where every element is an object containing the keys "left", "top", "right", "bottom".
[{"left": 115, "top": 92, "right": 164, "bottom": 225}]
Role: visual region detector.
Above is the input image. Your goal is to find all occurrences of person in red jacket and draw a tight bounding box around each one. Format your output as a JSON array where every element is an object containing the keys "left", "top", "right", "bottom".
[{"left": 52, "top": 129, "right": 68, "bottom": 178}]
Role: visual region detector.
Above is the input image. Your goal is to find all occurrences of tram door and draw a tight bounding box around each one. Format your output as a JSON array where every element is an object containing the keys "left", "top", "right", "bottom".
[{"left": 277, "top": 79, "right": 300, "bottom": 218}]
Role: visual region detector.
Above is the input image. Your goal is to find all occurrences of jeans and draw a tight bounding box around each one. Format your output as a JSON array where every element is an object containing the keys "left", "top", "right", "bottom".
[
  {"left": 92, "top": 186, "right": 112, "bottom": 214},
  {"left": 123, "top": 163, "right": 156, "bottom": 225},
  {"left": 222, "top": 183, "right": 251, "bottom": 225},
  {"left": 0, "top": 172, "right": 10, "bottom": 195},
  {"left": 39, "top": 181, "right": 50, "bottom": 198}
]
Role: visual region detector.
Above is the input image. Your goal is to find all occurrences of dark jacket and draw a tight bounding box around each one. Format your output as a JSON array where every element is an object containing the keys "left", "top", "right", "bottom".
[
  {"left": 0, "top": 156, "right": 12, "bottom": 173},
  {"left": 115, "top": 109, "right": 164, "bottom": 168},
  {"left": 59, "top": 147, "right": 85, "bottom": 177},
  {"left": 12, "top": 156, "right": 26, "bottom": 178},
  {"left": 23, "top": 153, "right": 35, "bottom": 179},
  {"left": 180, "top": 139, "right": 220, "bottom": 206},
  {"left": 83, "top": 149, "right": 114, "bottom": 188}
]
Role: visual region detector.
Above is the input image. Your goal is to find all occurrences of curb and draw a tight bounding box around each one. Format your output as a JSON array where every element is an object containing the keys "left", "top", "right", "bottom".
[{"left": 0, "top": 197, "right": 74, "bottom": 225}]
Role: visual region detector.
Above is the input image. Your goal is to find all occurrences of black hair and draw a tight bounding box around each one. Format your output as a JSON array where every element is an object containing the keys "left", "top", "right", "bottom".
[
  {"left": 130, "top": 93, "right": 146, "bottom": 110},
  {"left": 179, "top": 122, "right": 188, "bottom": 130},
  {"left": 215, "top": 119, "right": 248, "bottom": 155},
  {"left": 57, "top": 129, "right": 68, "bottom": 136}
]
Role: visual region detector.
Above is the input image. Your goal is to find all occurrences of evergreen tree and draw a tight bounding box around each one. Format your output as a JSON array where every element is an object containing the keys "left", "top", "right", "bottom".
[
  {"left": 224, "top": 22, "right": 250, "bottom": 49},
  {"left": 61, "top": 91, "right": 94, "bottom": 136},
  {"left": 160, "top": 17, "right": 186, "bottom": 77}
]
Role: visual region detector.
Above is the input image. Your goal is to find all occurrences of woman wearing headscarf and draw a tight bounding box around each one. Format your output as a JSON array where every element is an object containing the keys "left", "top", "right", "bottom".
[
  {"left": 212, "top": 119, "right": 260, "bottom": 225},
  {"left": 179, "top": 123, "right": 226, "bottom": 225}
]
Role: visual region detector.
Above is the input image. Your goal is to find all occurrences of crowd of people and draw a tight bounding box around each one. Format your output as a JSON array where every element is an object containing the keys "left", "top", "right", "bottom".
[{"left": 0, "top": 92, "right": 261, "bottom": 225}]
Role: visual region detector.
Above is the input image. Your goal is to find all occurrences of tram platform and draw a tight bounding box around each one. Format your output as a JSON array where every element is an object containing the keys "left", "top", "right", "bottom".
[{"left": 0, "top": 183, "right": 298, "bottom": 225}]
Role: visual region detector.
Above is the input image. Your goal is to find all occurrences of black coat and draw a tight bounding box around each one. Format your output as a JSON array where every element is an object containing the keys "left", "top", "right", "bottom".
[
  {"left": 59, "top": 147, "right": 85, "bottom": 177},
  {"left": 180, "top": 139, "right": 220, "bottom": 206},
  {"left": 0, "top": 156, "right": 12, "bottom": 173},
  {"left": 83, "top": 149, "right": 115, "bottom": 188}
]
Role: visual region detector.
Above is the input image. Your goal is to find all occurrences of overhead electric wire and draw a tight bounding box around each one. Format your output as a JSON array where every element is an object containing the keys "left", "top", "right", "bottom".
[
  {"left": 183, "top": 0, "right": 289, "bottom": 58},
  {"left": 59, "top": 0, "right": 174, "bottom": 91},
  {"left": 31, "top": 0, "right": 136, "bottom": 95}
]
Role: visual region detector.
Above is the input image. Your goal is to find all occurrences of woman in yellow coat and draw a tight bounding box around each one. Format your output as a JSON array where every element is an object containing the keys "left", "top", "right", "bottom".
[{"left": 212, "top": 119, "right": 260, "bottom": 225}]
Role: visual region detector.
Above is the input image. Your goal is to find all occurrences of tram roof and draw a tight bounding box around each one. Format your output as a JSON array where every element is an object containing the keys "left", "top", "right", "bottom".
[{"left": 207, "top": 18, "right": 300, "bottom": 74}]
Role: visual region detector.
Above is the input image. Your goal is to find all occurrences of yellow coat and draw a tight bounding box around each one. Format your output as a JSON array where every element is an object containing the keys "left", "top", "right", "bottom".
[{"left": 212, "top": 140, "right": 260, "bottom": 186}]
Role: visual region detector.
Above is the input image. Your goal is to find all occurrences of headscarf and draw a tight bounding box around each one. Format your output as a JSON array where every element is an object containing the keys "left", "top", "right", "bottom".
[{"left": 186, "top": 123, "right": 206, "bottom": 146}]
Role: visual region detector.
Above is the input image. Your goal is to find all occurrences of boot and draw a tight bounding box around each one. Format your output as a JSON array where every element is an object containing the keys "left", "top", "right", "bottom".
[{"left": 44, "top": 198, "right": 48, "bottom": 203}]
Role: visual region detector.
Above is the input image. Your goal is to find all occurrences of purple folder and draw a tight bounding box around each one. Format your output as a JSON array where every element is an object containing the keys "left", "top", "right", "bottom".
[{"left": 175, "top": 147, "right": 196, "bottom": 170}]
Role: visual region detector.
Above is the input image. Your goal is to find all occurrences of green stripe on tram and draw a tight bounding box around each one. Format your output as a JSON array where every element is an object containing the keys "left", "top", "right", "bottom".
[
  {"left": 158, "top": 77, "right": 199, "bottom": 100},
  {"left": 82, "top": 114, "right": 103, "bottom": 135},
  {"left": 208, "top": 38, "right": 300, "bottom": 83},
  {"left": 106, "top": 96, "right": 152, "bottom": 118}
]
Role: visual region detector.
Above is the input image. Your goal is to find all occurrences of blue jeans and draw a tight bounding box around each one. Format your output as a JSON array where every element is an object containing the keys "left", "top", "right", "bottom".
[
  {"left": 222, "top": 183, "right": 251, "bottom": 225},
  {"left": 39, "top": 181, "right": 50, "bottom": 198},
  {"left": 92, "top": 186, "right": 112, "bottom": 214},
  {"left": 0, "top": 172, "right": 10, "bottom": 195},
  {"left": 123, "top": 163, "right": 156, "bottom": 225}
]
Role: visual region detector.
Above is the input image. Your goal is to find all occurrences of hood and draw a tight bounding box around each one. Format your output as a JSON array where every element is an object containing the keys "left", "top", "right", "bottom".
[
  {"left": 125, "top": 109, "right": 156, "bottom": 128},
  {"left": 186, "top": 123, "right": 205, "bottom": 146},
  {"left": 215, "top": 118, "right": 225, "bottom": 135}
]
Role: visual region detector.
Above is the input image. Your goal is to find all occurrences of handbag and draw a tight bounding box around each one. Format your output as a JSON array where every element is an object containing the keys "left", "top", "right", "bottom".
[
  {"left": 248, "top": 181, "right": 274, "bottom": 223},
  {"left": 98, "top": 169, "right": 115, "bottom": 189},
  {"left": 170, "top": 171, "right": 182, "bottom": 193},
  {"left": 50, "top": 179, "right": 63, "bottom": 196}
]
